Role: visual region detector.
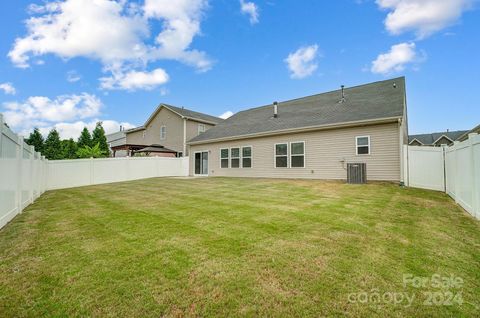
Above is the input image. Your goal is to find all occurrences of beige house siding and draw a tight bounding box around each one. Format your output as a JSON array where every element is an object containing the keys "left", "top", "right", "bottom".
[
  {"left": 126, "top": 107, "right": 184, "bottom": 153},
  {"left": 189, "top": 122, "right": 401, "bottom": 181},
  {"left": 186, "top": 120, "right": 215, "bottom": 148}
]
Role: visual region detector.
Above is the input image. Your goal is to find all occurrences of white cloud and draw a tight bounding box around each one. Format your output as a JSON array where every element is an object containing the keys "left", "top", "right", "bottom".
[
  {"left": 219, "top": 111, "right": 234, "bottom": 119},
  {"left": 37, "top": 119, "right": 135, "bottom": 139},
  {"left": 376, "top": 0, "right": 474, "bottom": 39},
  {"left": 67, "top": 70, "right": 81, "bottom": 83},
  {"left": 2, "top": 93, "right": 102, "bottom": 133},
  {"left": 371, "top": 42, "right": 418, "bottom": 74},
  {"left": 2, "top": 92, "right": 136, "bottom": 139},
  {"left": 9, "top": 0, "right": 212, "bottom": 88},
  {"left": 0, "top": 83, "right": 16, "bottom": 95},
  {"left": 284, "top": 45, "right": 319, "bottom": 79},
  {"left": 100, "top": 68, "right": 169, "bottom": 91},
  {"left": 240, "top": 0, "right": 259, "bottom": 24}
]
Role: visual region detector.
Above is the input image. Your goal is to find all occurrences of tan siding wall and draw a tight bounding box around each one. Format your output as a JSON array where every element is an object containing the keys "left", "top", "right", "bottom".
[
  {"left": 126, "top": 108, "right": 184, "bottom": 153},
  {"left": 189, "top": 122, "right": 401, "bottom": 181},
  {"left": 186, "top": 121, "right": 214, "bottom": 141}
]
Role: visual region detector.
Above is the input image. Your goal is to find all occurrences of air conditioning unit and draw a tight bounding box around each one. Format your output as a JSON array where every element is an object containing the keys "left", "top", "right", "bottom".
[{"left": 347, "top": 163, "right": 367, "bottom": 184}]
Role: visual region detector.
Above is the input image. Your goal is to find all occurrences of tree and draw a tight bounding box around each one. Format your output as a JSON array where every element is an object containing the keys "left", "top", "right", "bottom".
[
  {"left": 61, "top": 138, "right": 78, "bottom": 159},
  {"left": 76, "top": 143, "right": 105, "bottom": 159},
  {"left": 77, "top": 127, "right": 92, "bottom": 149},
  {"left": 92, "top": 122, "right": 110, "bottom": 157},
  {"left": 25, "top": 128, "right": 45, "bottom": 153},
  {"left": 43, "top": 129, "right": 62, "bottom": 160}
]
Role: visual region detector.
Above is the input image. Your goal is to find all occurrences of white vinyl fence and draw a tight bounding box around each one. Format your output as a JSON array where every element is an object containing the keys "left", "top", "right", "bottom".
[
  {"left": 405, "top": 133, "right": 480, "bottom": 219},
  {"left": 0, "top": 114, "right": 48, "bottom": 229},
  {"left": 47, "top": 156, "right": 189, "bottom": 190}
]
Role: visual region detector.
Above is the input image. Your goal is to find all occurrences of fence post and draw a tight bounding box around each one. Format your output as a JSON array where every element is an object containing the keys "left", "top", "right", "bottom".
[
  {"left": 17, "top": 135, "right": 23, "bottom": 213},
  {"left": 29, "top": 145, "right": 35, "bottom": 203},
  {"left": 90, "top": 157, "right": 94, "bottom": 185},
  {"left": 452, "top": 141, "right": 460, "bottom": 204},
  {"left": 469, "top": 133, "right": 479, "bottom": 219},
  {"left": 0, "top": 114, "right": 4, "bottom": 157}
]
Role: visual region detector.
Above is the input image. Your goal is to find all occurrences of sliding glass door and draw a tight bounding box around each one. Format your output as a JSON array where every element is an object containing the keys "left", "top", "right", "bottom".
[{"left": 194, "top": 151, "right": 209, "bottom": 175}]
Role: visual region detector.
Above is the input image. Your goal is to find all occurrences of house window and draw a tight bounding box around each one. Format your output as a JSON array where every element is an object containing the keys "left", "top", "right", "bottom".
[
  {"left": 275, "top": 143, "right": 288, "bottom": 168},
  {"left": 242, "top": 146, "right": 252, "bottom": 168},
  {"left": 290, "top": 142, "right": 305, "bottom": 168},
  {"left": 198, "top": 124, "right": 206, "bottom": 135},
  {"left": 220, "top": 148, "right": 229, "bottom": 168},
  {"left": 160, "top": 126, "right": 166, "bottom": 140},
  {"left": 356, "top": 136, "right": 370, "bottom": 155},
  {"left": 231, "top": 148, "right": 240, "bottom": 168}
]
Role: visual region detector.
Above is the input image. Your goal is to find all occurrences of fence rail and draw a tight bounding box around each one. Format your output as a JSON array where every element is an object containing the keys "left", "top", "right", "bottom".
[
  {"left": 404, "top": 133, "right": 480, "bottom": 219},
  {"left": 0, "top": 114, "right": 48, "bottom": 229}
]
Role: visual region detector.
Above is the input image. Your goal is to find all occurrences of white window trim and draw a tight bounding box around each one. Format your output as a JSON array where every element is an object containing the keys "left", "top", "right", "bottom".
[
  {"left": 220, "top": 148, "right": 229, "bottom": 168},
  {"left": 242, "top": 146, "right": 253, "bottom": 168},
  {"left": 160, "top": 125, "right": 166, "bottom": 140},
  {"left": 230, "top": 147, "right": 241, "bottom": 168},
  {"left": 274, "top": 143, "right": 289, "bottom": 168},
  {"left": 356, "top": 135, "right": 371, "bottom": 155},
  {"left": 290, "top": 141, "right": 305, "bottom": 168},
  {"left": 198, "top": 124, "right": 206, "bottom": 136},
  {"left": 193, "top": 150, "right": 209, "bottom": 176}
]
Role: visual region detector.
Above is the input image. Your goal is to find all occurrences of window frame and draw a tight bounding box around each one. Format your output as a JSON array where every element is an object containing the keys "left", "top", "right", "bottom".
[
  {"left": 230, "top": 147, "right": 241, "bottom": 168},
  {"left": 274, "top": 143, "right": 289, "bottom": 168},
  {"left": 356, "top": 136, "right": 371, "bottom": 155},
  {"left": 242, "top": 146, "right": 253, "bottom": 168},
  {"left": 220, "top": 148, "right": 229, "bottom": 168},
  {"left": 290, "top": 141, "right": 305, "bottom": 168},
  {"left": 160, "top": 125, "right": 167, "bottom": 140},
  {"left": 198, "top": 124, "right": 206, "bottom": 135}
]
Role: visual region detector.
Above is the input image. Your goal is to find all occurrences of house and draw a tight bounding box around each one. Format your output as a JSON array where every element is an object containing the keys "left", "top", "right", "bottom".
[
  {"left": 408, "top": 130, "right": 469, "bottom": 147},
  {"left": 187, "top": 77, "right": 408, "bottom": 182},
  {"left": 457, "top": 123, "right": 480, "bottom": 142},
  {"left": 106, "top": 129, "right": 128, "bottom": 157},
  {"left": 110, "top": 104, "right": 223, "bottom": 157}
]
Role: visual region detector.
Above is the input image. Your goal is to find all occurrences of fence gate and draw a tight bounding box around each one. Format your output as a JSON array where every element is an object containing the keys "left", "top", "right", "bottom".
[{"left": 404, "top": 146, "right": 445, "bottom": 192}]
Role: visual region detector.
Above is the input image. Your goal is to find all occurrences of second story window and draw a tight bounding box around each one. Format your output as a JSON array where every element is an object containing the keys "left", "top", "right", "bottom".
[
  {"left": 160, "top": 126, "right": 166, "bottom": 140},
  {"left": 198, "top": 124, "right": 206, "bottom": 135}
]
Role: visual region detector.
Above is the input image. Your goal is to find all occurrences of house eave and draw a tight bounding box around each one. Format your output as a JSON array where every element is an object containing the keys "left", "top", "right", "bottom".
[{"left": 187, "top": 116, "right": 402, "bottom": 145}]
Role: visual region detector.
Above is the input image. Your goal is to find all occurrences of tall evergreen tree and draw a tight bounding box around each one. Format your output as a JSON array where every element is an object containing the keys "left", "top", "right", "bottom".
[
  {"left": 92, "top": 122, "right": 110, "bottom": 157},
  {"left": 77, "top": 127, "right": 92, "bottom": 149},
  {"left": 61, "top": 138, "right": 78, "bottom": 159},
  {"left": 43, "top": 129, "right": 62, "bottom": 160},
  {"left": 25, "top": 128, "right": 45, "bottom": 153}
]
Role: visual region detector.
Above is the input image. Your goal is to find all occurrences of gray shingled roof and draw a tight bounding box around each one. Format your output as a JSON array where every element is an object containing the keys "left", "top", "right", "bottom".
[
  {"left": 409, "top": 130, "right": 469, "bottom": 145},
  {"left": 164, "top": 104, "right": 223, "bottom": 124},
  {"left": 189, "top": 77, "right": 406, "bottom": 144}
]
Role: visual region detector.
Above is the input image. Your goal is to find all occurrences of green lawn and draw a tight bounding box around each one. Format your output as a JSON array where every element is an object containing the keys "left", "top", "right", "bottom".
[{"left": 0, "top": 178, "right": 479, "bottom": 317}]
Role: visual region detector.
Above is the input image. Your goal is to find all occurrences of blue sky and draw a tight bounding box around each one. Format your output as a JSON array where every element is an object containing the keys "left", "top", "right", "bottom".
[{"left": 0, "top": 0, "right": 478, "bottom": 138}]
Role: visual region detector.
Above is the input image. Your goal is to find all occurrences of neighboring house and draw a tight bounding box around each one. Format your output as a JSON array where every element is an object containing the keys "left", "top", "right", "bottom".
[
  {"left": 457, "top": 123, "right": 480, "bottom": 142},
  {"left": 408, "top": 130, "right": 468, "bottom": 147},
  {"left": 187, "top": 77, "right": 408, "bottom": 182},
  {"left": 111, "top": 104, "right": 223, "bottom": 157},
  {"left": 106, "top": 130, "right": 128, "bottom": 157}
]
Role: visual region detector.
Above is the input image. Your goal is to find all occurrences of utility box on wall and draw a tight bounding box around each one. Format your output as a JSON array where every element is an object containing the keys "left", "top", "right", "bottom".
[{"left": 347, "top": 163, "right": 367, "bottom": 184}]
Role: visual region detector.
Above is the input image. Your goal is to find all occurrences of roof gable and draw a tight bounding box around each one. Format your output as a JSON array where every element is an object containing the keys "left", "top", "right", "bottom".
[{"left": 189, "top": 77, "right": 406, "bottom": 144}]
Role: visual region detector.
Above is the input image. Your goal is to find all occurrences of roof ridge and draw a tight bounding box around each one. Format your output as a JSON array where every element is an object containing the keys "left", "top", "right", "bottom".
[{"left": 231, "top": 76, "right": 405, "bottom": 115}]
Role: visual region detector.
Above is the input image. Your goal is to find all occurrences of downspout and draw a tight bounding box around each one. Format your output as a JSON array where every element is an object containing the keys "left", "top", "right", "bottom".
[{"left": 183, "top": 117, "right": 187, "bottom": 156}]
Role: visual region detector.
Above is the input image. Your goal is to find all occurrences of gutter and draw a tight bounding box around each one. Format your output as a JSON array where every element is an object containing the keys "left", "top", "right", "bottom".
[{"left": 188, "top": 116, "right": 402, "bottom": 145}]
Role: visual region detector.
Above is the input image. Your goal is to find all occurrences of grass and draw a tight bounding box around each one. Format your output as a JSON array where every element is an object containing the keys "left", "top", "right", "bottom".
[{"left": 0, "top": 177, "right": 479, "bottom": 317}]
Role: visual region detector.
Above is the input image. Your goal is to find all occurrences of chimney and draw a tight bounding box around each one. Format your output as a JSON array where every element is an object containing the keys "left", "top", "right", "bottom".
[
  {"left": 340, "top": 85, "right": 345, "bottom": 102},
  {"left": 273, "top": 101, "right": 278, "bottom": 118}
]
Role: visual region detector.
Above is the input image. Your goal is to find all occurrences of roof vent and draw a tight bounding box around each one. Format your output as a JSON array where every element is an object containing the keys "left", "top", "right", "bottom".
[
  {"left": 340, "top": 85, "right": 346, "bottom": 103},
  {"left": 273, "top": 101, "right": 278, "bottom": 118},
  {"left": 393, "top": 82, "right": 397, "bottom": 88}
]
